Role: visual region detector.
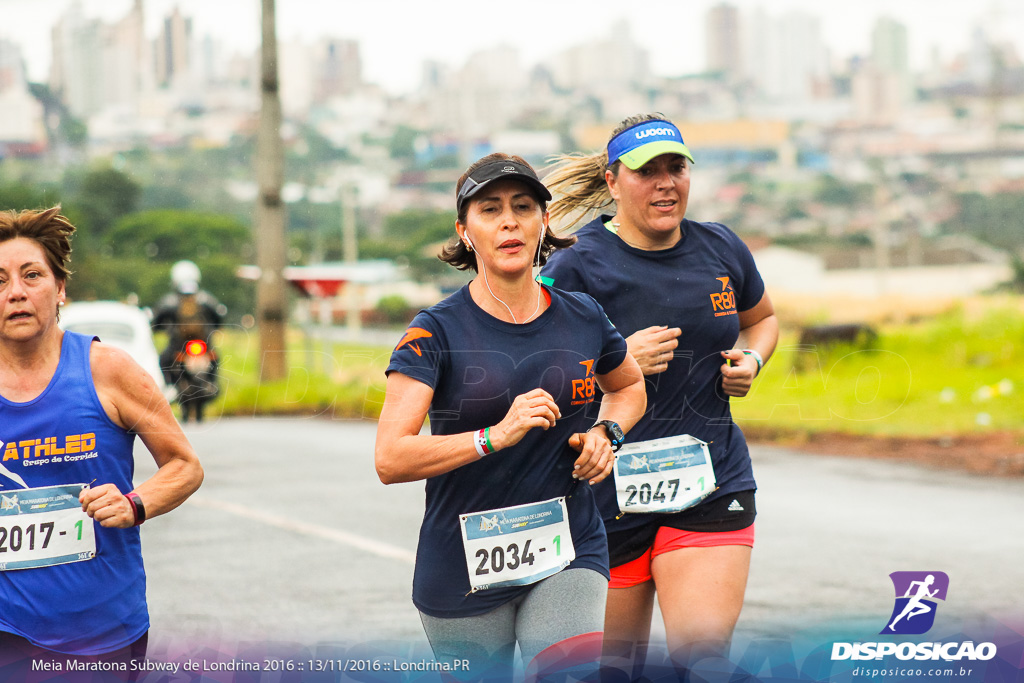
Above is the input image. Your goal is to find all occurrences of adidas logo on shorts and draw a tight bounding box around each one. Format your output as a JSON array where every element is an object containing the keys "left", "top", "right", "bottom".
[{"left": 727, "top": 499, "right": 745, "bottom": 512}]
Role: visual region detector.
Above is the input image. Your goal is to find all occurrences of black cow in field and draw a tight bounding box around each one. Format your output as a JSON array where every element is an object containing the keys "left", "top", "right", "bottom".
[
  {"left": 797, "top": 323, "right": 878, "bottom": 350},
  {"left": 792, "top": 323, "right": 879, "bottom": 372}
]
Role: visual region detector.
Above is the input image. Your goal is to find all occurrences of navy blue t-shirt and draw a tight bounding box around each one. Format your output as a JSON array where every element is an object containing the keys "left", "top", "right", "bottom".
[
  {"left": 540, "top": 216, "right": 766, "bottom": 535},
  {"left": 386, "top": 284, "right": 628, "bottom": 617}
]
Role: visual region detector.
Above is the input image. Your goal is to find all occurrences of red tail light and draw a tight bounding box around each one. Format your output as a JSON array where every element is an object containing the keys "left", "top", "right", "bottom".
[{"left": 185, "top": 339, "right": 208, "bottom": 356}]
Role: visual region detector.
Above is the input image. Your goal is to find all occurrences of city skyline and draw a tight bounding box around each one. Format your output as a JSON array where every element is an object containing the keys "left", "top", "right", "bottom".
[{"left": 1, "top": 0, "right": 1022, "bottom": 95}]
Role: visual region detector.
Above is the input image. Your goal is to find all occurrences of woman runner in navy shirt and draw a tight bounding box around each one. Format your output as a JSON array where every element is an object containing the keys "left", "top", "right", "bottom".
[
  {"left": 541, "top": 115, "right": 779, "bottom": 677},
  {"left": 376, "top": 153, "right": 645, "bottom": 681}
]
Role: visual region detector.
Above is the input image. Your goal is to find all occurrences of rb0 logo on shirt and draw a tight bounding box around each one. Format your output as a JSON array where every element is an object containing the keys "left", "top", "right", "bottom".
[
  {"left": 572, "top": 377, "right": 595, "bottom": 402},
  {"left": 571, "top": 359, "right": 597, "bottom": 406},
  {"left": 710, "top": 290, "right": 736, "bottom": 313}
]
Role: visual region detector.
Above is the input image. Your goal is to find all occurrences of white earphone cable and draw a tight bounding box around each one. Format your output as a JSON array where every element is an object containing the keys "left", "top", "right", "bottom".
[{"left": 466, "top": 221, "right": 546, "bottom": 325}]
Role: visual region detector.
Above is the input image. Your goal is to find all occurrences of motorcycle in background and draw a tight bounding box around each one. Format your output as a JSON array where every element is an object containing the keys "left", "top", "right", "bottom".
[
  {"left": 153, "top": 260, "right": 227, "bottom": 424},
  {"left": 173, "top": 338, "right": 219, "bottom": 423}
]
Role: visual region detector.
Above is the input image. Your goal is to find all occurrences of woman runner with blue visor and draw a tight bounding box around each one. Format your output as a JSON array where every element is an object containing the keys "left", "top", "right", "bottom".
[
  {"left": 375, "top": 153, "right": 646, "bottom": 681},
  {"left": 541, "top": 115, "right": 779, "bottom": 678}
]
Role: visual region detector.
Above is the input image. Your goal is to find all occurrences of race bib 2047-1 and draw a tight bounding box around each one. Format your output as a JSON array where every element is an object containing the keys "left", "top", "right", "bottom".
[{"left": 614, "top": 435, "right": 716, "bottom": 514}]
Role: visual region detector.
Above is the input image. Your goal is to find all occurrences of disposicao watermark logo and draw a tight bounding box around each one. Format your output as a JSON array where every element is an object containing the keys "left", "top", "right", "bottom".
[
  {"left": 831, "top": 571, "right": 997, "bottom": 664},
  {"left": 881, "top": 571, "right": 948, "bottom": 635}
]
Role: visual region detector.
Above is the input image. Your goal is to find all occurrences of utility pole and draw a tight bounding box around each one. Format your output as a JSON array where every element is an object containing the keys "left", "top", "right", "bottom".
[
  {"left": 255, "top": 0, "right": 287, "bottom": 381},
  {"left": 873, "top": 184, "right": 893, "bottom": 298},
  {"left": 342, "top": 183, "right": 361, "bottom": 336}
]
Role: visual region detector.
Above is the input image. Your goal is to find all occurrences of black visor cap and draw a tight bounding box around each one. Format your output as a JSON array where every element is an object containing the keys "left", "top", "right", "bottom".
[{"left": 456, "top": 159, "right": 552, "bottom": 216}]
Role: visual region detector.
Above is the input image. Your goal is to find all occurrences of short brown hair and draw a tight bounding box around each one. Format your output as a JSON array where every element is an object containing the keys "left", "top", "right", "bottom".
[
  {"left": 439, "top": 153, "right": 574, "bottom": 272},
  {"left": 0, "top": 206, "right": 76, "bottom": 281}
]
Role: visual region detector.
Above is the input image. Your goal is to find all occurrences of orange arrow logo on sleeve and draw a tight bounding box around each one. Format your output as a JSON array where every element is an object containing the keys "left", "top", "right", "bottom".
[{"left": 396, "top": 328, "right": 433, "bottom": 357}]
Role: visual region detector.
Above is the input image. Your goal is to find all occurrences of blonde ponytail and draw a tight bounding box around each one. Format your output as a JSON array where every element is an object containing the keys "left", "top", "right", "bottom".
[{"left": 544, "top": 151, "right": 614, "bottom": 234}]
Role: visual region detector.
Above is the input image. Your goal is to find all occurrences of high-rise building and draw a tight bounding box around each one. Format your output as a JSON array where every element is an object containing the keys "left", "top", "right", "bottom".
[
  {"left": 314, "top": 39, "right": 362, "bottom": 102},
  {"left": 50, "top": 1, "right": 104, "bottom": 118},
  {"left": 429, "top": 45, "right": 528, "bottom": 135},
  {"left": 458, "top": 44, "right": 526, "bottom": 93},
  {"left": 280, "top": 39, "right": 315, "bottom": 116},
  {"left": 706, "top": 3, "right": 742, "bottom": 83},
  {"left": 852, "top": 63, "right": 904, "bottom": 124},
  {"left": 280, "top": 38, "right": 364, "bottom": 116},
  {"left": 50, "top": 0, "right": 148, "bottom": 118},
  {"left": 551, "top": 21, "right": 650, "bottom": 93},
  {"left": 0, "top": 38, "right": 46, "bottom": 151},
  {"left": 743, "top": 9, "right": 828, "bottom": 103},
  {"left": 0, "top": 38, "right": 24, "bottom": 92},
  {"left": 155, "top": 6, "right": 193, "bottom": 88},
  {"left": 871, "top": 17, "right": 911, "bottom": 102},
  {"left": 872, "top": 17, "right": 909, "bottom": 74},
  {"left": 103, "top": 0, "right": 149, "bottom": 108}
]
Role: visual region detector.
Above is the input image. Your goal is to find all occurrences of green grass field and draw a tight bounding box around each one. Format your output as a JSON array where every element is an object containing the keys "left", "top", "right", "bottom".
[
  {"left": 202, "top": 302, "right": 1022, "bottom": 440},
  {"left": 732, "top": 304, "right": 1021, "bottom": 436},
  {"left": 209, "top": 329, "right": 391, "bottom": 421}
]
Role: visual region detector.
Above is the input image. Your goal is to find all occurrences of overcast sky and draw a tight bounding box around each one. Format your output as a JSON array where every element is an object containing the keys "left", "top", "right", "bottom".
[{"left": 1, "top": 0, "right": 1022, "bottom": 94}]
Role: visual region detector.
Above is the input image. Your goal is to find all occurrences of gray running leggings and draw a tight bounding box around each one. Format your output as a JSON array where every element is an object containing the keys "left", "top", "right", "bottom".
[{"left": 419, "top": 568, "right": 607, "bottom": 680}]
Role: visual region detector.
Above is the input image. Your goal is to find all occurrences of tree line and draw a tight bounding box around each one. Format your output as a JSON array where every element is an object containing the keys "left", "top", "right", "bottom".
[
  {"left": 3, "top": 159, "right": 1020, "bottom": 318},
  {"left": 0, "top": 166, "right": 254, "bottom": 319}
]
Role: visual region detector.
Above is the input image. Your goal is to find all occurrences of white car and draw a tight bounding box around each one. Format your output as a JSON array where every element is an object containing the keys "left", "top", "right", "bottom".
[{"left": 59, "top": 301, "right": 172, "bottom": 400}]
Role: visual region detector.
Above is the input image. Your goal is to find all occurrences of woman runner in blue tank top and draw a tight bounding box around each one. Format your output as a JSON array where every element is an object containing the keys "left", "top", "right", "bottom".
[
  {"left": 0, "top": 207, "right": 204, "bottom": 677},
  {"left": 376, "top": 154, "right": 646, "bottom": 681}
]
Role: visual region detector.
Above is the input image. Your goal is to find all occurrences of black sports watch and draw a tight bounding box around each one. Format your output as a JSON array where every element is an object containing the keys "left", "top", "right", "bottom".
[
  {"left": 125, "top": 492, "right": 146, "bottom": 526},
  {"left": 589, "top": 420, "right": 625, "bottom": 452}
]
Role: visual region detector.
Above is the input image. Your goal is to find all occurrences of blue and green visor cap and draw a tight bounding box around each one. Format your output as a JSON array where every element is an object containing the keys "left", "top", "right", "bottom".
[{"left": 606, "top": 120, "right": 695, "bottom": 170}]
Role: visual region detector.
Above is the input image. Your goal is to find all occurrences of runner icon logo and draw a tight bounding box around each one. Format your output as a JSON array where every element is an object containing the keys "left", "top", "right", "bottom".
[
  {"left": 881, "top": 571, "right": 949, "bottom": 635},
  {"left": 627, "top": 454, "right": 650, "bottom": 471},
  {"left": 478, "top": 515, "right": 501, "bottom": 532}
]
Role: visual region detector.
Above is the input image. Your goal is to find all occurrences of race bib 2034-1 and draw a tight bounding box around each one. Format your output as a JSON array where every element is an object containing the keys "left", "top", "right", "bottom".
[{"left": 460, "top": 497, "right": 575, "bottom": 592}]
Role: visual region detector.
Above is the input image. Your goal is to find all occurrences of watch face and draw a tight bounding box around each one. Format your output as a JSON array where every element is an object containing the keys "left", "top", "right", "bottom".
[
  {"left": 609, "top": 424, "right": 624, "bottom": 442},
  {"left": 598, "top": 421, "right": 624, "bottom": 446}
]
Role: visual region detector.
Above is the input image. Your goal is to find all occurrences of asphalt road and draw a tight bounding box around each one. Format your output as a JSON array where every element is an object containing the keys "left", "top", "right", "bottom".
[{"left": 133, "top": 417, "right": 1024, "bottom": 659}]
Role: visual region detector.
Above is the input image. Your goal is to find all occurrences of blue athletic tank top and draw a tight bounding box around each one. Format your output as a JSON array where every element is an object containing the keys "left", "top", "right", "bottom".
[{"left": 0, "top": 331, "right": 148, "bottom": 655}]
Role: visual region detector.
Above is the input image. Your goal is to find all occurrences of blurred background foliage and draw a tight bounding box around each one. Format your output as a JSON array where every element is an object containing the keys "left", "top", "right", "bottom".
[
  {"left": 0, "top": 130, "right": 469, "bottom": 320},
  {"left": 3, "top": 125, "right": 1024, "bottom": 324}
]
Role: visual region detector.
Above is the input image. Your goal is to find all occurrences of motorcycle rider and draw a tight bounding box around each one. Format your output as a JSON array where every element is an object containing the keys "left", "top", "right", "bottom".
[{"left": 152, "top": 260, "right": 226, "bottom": 421}]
